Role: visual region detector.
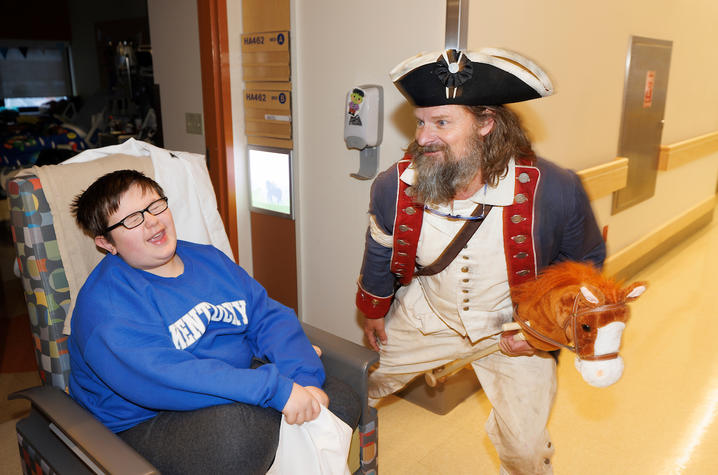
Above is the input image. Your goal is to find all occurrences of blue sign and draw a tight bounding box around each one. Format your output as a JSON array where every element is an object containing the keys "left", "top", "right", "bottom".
[
  {"left": 277, "top": 33, "right": 285, "bottom": 45},
  {"left": 278, "top": 93, "right": 287, "bottom": 104}
]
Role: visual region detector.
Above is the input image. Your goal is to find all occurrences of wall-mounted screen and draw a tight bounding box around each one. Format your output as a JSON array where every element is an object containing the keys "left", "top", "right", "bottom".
[{"left": 248, "top": 145, "right": 293, "bottom": 219}]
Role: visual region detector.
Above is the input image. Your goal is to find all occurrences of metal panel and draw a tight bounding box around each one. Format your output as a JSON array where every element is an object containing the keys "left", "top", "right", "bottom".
[
  {"left": 612, "top": 36, "right": 673, "bottom": 214},
  {"left": 445, "top": 0, "right": 469, "bottom": 50}
]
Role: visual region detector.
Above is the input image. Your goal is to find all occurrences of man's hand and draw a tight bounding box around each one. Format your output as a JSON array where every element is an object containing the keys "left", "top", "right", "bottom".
[
  {"left": 364, "top": 317, "right": 387, "bottom": 351},
  {"left": 499, "top": 330, "right": 536, "bottom": 357},
  {"left": 282, "top": 383, "right": 321, "bottom": 425},
  {"left": 304, "top": 385, "right": 329, "bottom": 408}
]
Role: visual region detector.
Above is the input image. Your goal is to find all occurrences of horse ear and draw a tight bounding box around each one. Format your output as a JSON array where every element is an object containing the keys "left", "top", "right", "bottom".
[
  {"left": 624, "top": 282, "right": 647, "bottom": 301},
  {"left": 579, "top": 286, "right": 601, "bottom": 304}
]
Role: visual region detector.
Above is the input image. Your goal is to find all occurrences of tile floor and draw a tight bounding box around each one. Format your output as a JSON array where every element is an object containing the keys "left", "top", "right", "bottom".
[{"left": 1, "top": 209, "right": 717, "bottom": 474}]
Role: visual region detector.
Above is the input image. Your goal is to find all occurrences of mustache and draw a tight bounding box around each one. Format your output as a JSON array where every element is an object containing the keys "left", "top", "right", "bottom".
[{"left": 415, "top": 144, "right": 448, "bottom": 155}]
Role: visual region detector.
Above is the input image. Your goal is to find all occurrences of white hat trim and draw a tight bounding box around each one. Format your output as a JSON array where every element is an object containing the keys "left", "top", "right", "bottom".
[
  {"left": 389, "top": 48, "right": 554, "bottom": 98},
  {"left": 477, "top": 47, "right": 554, "bottom": 97}
]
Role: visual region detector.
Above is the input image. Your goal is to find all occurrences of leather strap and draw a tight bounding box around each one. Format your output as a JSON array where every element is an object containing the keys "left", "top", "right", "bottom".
[{"left": 415, "top": 203, "right": 493, "bottom": 277}]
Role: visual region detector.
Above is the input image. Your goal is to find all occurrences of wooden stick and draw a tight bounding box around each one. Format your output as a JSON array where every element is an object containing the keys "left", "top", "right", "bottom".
[{"left": 424, "top": 322, "right": 524, "bottom": 387}]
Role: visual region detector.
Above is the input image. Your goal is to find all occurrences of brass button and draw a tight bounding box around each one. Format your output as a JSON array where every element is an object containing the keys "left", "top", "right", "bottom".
[
  {"left": 404, "top": 188, "right": 412, "bottom": 197},
  {"left": 463, "top": 306, "right": 469, "bottom": 311},
  {"left": 397, "top": 251, "right": 408, "bottom": 257},
  {"left": 462, "top": 278, "right": 469, "bottom": 283},
  {"left": 515, "top": 193, "right": 528, "bottom": 204},
  {"left": 398, "top": 239, "right": 409, "bottom": 246},
  {"left": 518, "top": 172, "right": 530, "bottom": 183},
  {"left": 371, "top": 299, "right": 379, "bottom": 307},
  {"left": 510, "top": 214, "right": 525, "bottom": 224},
  {"left": 393, "top": 261, "right": 405, "bottom": 267},
  {"left": 516, "top": 269, "right": 530, "bottom": 276},
  {"left": 463, "top": 298, "right": 469, "bottom": 303},
  {"left": 544, "top": 458, "right": 551, "bottom": 465},
  {"left": 512, "top": 235, "right": 527, "bottom": 244},
  {"left": 462, "top": 255, "right": 469, "bottom": 259},
  {"left": 461, "top": 266, "right": 469, "bottom": 273},
  {"left": 462, "top": 289, "right": 469, "bottom": 293},
  {"left": 398, "top": 224, "right": 412, "bottom": 232},
  {"left": 514, "top": 252, "right": 528, "bottom": 259},
  {"left": 404, "top": 207, "right": 416, "bottom": 215}
]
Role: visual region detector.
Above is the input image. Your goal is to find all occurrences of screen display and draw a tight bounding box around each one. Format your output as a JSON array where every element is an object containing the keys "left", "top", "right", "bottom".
[{"left": 248, "top": 146, "right": 292, "bottom": 217}]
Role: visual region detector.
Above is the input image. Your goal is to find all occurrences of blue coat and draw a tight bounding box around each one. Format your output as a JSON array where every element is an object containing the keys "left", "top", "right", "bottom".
[{"left": 356, "top": 155, "right": 606, "bottom": 318}]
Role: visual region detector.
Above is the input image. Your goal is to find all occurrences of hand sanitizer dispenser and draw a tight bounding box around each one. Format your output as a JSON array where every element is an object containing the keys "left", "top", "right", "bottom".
[{"left": 344, "top": 85, "right": 383, "bottom": 180}]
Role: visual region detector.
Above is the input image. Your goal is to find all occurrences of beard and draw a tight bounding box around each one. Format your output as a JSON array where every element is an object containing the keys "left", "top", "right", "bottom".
[{"left": 409, "top": 132, "right": 484, "bottom": 205}]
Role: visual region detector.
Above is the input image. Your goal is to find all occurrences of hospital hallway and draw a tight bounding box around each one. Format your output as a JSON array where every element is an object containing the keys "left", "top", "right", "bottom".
[{"left": 375, "top": 207, "right": 718, "bottom": 474}]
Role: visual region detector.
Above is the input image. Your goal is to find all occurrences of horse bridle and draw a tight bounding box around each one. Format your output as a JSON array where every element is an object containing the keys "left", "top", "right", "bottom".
[{"left": 513, "top": 292, "right": 628, "bottom": 361}]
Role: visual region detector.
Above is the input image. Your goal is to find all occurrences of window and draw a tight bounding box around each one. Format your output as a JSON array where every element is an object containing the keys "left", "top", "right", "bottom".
[{"left": 0, "top": 42, "right": 74, "bottom": 103}]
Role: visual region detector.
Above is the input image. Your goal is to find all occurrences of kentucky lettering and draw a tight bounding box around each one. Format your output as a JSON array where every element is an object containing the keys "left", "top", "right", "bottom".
[{"left": 169, "top": 300, "right": 248, "bottom": 350}]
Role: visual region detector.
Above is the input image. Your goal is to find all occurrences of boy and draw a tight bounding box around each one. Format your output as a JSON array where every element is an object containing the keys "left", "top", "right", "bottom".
[{"left": 69, "top": 169, "right": 359, "bottom": 474}]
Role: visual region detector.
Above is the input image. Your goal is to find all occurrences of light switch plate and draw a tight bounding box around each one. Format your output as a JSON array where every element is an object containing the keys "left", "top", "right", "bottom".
[{"left": 185, "top": 112, "right": 203, "bottom": 135}]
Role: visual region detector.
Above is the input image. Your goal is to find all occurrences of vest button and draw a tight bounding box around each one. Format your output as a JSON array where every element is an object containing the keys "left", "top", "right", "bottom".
[
  {"left": 515, "top": 193, "right": 528, "bottom": 204},
  {"left": 512, "top": 235, "right": 528, "bottom": 244},
  {"left": 510, "top": 214, "right": 525, "bottom": 224},
  {"left": 518, "top": 172, "right": 531, "bottom": 183},
  {"left": 404, "top": 207, "right": 416, "bottom": 215},
  {"left": 461, "top": 266, "right": 469, "bottom": 273}
]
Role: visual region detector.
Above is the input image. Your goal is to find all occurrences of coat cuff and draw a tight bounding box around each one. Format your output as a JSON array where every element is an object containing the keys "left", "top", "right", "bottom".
[{"left": 356, "top": 284, "right": 393, "bottom": 319}]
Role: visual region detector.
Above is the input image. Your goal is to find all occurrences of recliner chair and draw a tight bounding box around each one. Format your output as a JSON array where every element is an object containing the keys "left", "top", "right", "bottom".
[{"left": 7, "top": 151, "right": 379, "bottom": 474}]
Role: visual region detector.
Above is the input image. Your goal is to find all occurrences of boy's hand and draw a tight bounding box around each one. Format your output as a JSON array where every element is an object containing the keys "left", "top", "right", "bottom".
[
  {"left": 282, "top": 383, "right": 321, "bottom": 424},
  {"left": 304, "top": 385, "right": 329, "bottom": 408}
]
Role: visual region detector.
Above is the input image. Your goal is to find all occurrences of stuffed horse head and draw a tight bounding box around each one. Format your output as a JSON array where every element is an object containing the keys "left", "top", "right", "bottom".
[{"left": 511, "top": 261, "right": 647, "bottom": 387}]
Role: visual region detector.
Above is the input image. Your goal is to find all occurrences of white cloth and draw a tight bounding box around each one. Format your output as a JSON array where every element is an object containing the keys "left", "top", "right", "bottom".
[
  {"left": 266, "top": 406, "right": 352, "bottom": 475},
  {"left": 64, "top": 138, "right": 233, "bottom": 262},
  {"left": 50, "top": 139, "right": 232, "bottom": 334}
]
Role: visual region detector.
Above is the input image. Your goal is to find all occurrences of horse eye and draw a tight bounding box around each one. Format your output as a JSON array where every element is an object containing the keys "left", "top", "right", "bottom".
[{"left": 581, "top": 324, "right": 591, "bottom": 332}]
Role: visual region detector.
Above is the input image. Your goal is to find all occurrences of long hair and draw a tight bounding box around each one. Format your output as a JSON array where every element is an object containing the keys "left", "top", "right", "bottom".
[{"left": 468, "top": 105, "right": 535, "bottom": 186}]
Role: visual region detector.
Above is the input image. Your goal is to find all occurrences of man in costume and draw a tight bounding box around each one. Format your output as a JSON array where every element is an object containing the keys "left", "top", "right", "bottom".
[{"left": 355, "top": 48, "right": 605, "bottom": 473}]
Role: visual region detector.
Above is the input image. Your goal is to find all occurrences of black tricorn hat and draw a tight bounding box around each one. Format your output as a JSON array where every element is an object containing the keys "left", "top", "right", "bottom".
[{"left": 390, "top": 48, "right": 554, "bottom": 107}]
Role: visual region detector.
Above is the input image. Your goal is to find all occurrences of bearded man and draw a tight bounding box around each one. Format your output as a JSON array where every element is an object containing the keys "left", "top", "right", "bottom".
[{"left": 355, "top": 48, "right": 605, "bottom": 474}]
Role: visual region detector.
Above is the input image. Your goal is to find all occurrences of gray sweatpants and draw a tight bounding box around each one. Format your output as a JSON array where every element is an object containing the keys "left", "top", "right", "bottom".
[{"left": 118, "top": 376, "right": 360, "bottom": 475}]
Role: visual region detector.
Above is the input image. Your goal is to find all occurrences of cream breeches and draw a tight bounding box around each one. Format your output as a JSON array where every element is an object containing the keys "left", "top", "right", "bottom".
[{"left": 369, "top": 302, "right": 557, "bottom": 474}]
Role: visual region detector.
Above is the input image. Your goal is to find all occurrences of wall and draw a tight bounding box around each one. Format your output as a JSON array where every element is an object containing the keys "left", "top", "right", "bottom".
[
  {"left": 225, "top": 1, "right": 253, "bottom": 272},
  {"left": 147, "top": 0, "right": 206, "bottom": 154},
  {"left": 468, "top": 0, "right": 718, "bottom": 255},
  {"left": 291, "top": 0, "right": 718, "bottom": 344},
  {"left": 292, "top": 0, "right": 445, "bottom": 342}
]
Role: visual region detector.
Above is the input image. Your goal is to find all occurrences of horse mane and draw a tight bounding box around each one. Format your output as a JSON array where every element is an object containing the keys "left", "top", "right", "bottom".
[{"left": 512, "top": 261, "right": 624, "bottom": 307}]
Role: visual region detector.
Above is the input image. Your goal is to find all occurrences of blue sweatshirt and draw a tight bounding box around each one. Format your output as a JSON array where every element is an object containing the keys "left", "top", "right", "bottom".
[{"left": 68, "top": 241, "right": 325, "bottom": 432}]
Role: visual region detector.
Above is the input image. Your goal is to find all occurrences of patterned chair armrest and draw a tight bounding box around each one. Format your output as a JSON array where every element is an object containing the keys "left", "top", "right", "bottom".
[{"left": 7, "top": 175, "right": 72, "bottom": 390}]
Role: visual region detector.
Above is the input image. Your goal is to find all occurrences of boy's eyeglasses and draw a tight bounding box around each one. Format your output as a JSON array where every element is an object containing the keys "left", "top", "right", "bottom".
[{"left": 104, "top": 197, "right": 169, "bottom": 233}]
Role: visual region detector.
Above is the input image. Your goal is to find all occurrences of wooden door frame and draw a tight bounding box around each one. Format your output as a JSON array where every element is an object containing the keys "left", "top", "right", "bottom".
[{"left": 197, "top": 0, "right": 239, "bottom": 260}]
